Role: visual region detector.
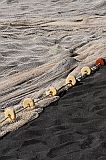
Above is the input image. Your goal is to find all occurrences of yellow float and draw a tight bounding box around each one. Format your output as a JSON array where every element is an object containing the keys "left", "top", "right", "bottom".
[
  {"left": 66, "top": 75, "right": 76, "bottom": 87},
  {"left": 22, "top": 98, "right": 35, "bottom": 109},
  {"left": 46, "top": 86, "right": 57, "bottom": 96},
  {"left": 4, "top": 107, "right": 16, "bottom": 123},
  {"left": 81, "top": 66, "right": 91, "bottom": 76}
]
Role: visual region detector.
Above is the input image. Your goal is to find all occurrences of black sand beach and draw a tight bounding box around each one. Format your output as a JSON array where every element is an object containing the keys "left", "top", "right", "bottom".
[
  {"left": 0, "top": 66, "right": 106, "bottom": 160},
  {"left": 0, "top": 0, "right": 106, "bottom": 159},
  {"left": 0, "top": 0, "right": 106, "bottom": 131}
]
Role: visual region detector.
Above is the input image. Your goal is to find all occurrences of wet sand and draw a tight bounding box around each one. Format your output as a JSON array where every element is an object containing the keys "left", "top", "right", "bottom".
[{"left": 0, "top": 0, "right": 106, "bottom": 135}]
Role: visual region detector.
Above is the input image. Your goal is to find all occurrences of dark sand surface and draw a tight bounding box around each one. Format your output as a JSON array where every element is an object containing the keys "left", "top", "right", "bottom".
[
  {"left": 0, "top": 0, "right": 106, "bottom": 135},
  {"left": 0, "top": 66, "right": 106, "bottom": 160}
]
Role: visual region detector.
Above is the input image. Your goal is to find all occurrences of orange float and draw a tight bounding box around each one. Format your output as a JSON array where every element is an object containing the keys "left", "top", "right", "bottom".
[{"left": 96, "top": 58, "right": 105, "bottom": 66}]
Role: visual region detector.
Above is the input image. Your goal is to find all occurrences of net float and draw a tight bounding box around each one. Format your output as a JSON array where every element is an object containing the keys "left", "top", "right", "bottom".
[
  {"left": 81, "top": 66, "right": 91, "bottom": 76},
  {"left": 66, "top": 75, "right": 76, "bottom": 87},
  {"left": 96, "top": 58, "right": 105, "bottom": 66},
  {"left": 46, "top": 86, "right": 57, "bottom": 96},
  {"left": 22, "top": 98, "right": 35, "bottom": 109},
  {"left": 4, "top": 107, "right": 16, "bottom": 123}
]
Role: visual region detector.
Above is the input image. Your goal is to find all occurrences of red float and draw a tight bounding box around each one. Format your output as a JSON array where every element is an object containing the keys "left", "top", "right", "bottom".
[{"left": 96, "top": 58, "right": 105, "bottom": 66}]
